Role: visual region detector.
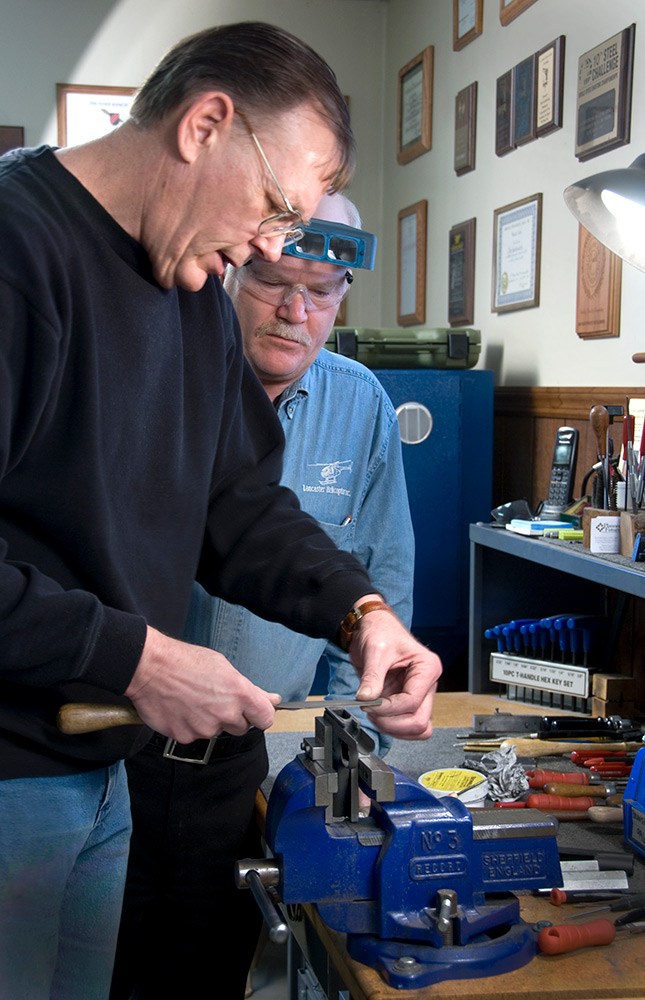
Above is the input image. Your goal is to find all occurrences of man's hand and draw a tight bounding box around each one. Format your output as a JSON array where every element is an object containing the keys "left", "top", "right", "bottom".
[
  {"left": 349, "top": 605, "right": 442, "bottom": 741},
  {"left": 125, "top": 626, "right": 280, "bottom": 742}
]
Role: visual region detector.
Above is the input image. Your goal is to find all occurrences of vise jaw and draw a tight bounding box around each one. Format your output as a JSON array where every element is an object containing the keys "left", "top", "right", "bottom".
[{"left": 259, "top": 708, "right": 563, "bottom": 989}]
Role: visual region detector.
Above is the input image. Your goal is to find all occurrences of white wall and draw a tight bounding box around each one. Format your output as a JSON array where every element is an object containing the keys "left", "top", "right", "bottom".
[
  {"left": 381, "top": 0, "right": 645, "bottom": 387},
  {"left": 0, "top": 0, "right": 387, "bottom": 330},
  {"left": 2, "top": 0, "right": 644, "bottom": 387}
]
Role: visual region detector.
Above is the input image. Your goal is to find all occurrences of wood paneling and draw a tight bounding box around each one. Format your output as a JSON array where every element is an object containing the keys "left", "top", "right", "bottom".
[{"left": 493, "top": 386, "right": 638, "bottom": 510}]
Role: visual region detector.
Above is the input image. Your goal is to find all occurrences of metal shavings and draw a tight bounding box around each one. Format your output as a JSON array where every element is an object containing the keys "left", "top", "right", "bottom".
[{"left": 463, "top": 744, "right": 529, "bottom": 801}]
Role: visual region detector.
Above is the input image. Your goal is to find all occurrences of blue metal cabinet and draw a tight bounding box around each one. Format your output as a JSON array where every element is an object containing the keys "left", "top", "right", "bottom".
[{"left": 373, "top": 369, "right": 493, "bottom": 676}]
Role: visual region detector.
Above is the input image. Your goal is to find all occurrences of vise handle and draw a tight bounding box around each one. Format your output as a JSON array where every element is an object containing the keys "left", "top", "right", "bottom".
[{"left": 236, "top": 859, "right": 288, "bottom": 945}]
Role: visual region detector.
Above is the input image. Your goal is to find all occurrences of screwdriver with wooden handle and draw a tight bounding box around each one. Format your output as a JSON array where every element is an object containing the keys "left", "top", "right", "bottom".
[{"left": 56, "top": 699, "right": 382, "bottom": 734}]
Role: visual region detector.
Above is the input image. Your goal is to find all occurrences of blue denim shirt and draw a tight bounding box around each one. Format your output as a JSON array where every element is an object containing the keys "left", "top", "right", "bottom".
[{"left": 183, "top": 349, "right": 414, "bottom": 754}]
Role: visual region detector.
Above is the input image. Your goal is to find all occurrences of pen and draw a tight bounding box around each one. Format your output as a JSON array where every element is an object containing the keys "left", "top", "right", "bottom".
[{"left": 340, "top": 515, "right": 352, "bottom": 527}]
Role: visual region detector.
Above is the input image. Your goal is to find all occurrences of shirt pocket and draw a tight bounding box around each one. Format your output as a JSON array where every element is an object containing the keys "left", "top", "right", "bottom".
[{"left": 316, "top": 517, "right": 356, "bottom": 553}]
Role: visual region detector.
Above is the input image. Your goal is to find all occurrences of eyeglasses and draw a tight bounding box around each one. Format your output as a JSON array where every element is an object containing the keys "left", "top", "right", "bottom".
[
  {"left": 237, "top": 110, "right": 304, "bottom": 246},
  {"left": 233, "top": 262, "right": 352, "bottom": 313},
  {"left": 283, "top": 218, "right": 378, "bottom": 270}
]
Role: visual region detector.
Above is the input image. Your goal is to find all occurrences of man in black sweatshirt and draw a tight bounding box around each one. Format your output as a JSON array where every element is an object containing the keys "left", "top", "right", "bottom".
[{"left": 0, "top": 22, "right": 441, "bottom": 999}]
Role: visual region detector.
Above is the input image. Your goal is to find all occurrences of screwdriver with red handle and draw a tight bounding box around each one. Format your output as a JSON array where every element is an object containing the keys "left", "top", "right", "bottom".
[
  {"left": 537, "top": 914, "right": 645, "bottom": 955},
  {"left": 526, "top": 769, "right": 591, "bottom": 787},
  {"left": 537, "top": 918, "right": 616, "bottom": 954}
]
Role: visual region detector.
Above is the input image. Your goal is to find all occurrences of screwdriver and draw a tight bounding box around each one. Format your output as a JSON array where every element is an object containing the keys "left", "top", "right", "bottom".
[
  {"left": 526, "top": 769, "right": 592, "bottom": 787},
  {"left": 537, "top": 917, "right": 615, "bottom": 954},
  {"left": 542, "top": 783, "right": 616, "bottom": 798},
  {"left": 537, "top": 915, "right": 645, "bottom": 955},
  {"left": 527, "top": 794, "right": 595, "bottom": 810}
]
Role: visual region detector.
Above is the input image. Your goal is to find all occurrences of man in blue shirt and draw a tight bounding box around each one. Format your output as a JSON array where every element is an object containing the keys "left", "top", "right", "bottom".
[
  {"left": 112, "top": 195, "right": 416, "bottom": 1000},
  {"left": 185, "top": 192, "right": 414, "bottom": 752}
]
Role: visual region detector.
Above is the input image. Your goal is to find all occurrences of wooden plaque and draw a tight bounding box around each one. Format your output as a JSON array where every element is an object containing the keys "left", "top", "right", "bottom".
[{"left": 576, "top": 225, "right": 622, "bottom": 339}]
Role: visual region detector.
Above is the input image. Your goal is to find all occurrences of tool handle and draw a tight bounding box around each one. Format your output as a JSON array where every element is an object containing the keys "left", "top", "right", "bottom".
[
  {"left": 588, "top": 806, "right": 624, "bottom": 823},
  {"left": 537, "top": 918, "right": 616, "bottom": 955},
  {"left": 501, "top": 738, "right": 639, "bottom": 758},
  {"left": 527, "top": 769, "right": 589, "bottom": 786},
  {"left": 527, "top": 794, "right": 594, "bottom": 810},
  {"left": 57, "top": 702, "right": 142, "bottom": 734},
  {"left": 543, "top": 783, "right": 608, "bottom": 798},
  {"left": 570, "top": 750, "right": 633, "bottom": 764}
]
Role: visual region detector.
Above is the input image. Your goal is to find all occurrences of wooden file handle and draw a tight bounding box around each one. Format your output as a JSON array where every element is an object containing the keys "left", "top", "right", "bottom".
[
  {"left": 501, "top": 737, "right": 642, "bottom": 758},
  {"left": 57, "top": 702, "right": 142, "bottom": 734}
]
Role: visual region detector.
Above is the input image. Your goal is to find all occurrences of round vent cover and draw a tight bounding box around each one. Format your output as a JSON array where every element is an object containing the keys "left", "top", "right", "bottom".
[{"left": 395, "top": 402, "right": 433, "bottom": 445}]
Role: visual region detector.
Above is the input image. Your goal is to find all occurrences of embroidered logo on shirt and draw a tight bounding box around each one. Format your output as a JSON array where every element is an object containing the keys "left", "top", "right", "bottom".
[{"left": 303, "top": 460, "right": 353, "bottom": 496}]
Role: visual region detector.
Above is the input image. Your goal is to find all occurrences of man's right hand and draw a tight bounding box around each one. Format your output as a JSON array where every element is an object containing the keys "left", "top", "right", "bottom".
[{"left": 124, "top": 626, "right": 279, "bottom": 742}]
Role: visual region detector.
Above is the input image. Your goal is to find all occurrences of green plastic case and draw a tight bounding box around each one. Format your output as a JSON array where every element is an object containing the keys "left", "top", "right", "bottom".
[{"left": 326, "top": 327, "right": 481, "bottom": 369}]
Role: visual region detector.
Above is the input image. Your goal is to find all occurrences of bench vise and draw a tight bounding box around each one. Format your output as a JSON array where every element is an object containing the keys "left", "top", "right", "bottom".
[{"left": 238, "top": 708, "right": 563, "bottom": 990}]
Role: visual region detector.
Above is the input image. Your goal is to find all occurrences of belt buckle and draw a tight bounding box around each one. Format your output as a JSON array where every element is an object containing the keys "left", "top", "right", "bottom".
[{"left": 162, "top": 736, "right": 216, "bottom": 765}]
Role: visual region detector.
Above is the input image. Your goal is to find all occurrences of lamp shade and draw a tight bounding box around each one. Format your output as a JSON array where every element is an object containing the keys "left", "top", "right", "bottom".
[{"left": 563, "top": 153, "right": 645, "bottom": 272}]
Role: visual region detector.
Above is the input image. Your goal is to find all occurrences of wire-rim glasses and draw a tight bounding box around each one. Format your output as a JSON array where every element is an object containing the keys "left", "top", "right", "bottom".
[{"left": 237, "top": 110, "right": 305, "bottom": 246}]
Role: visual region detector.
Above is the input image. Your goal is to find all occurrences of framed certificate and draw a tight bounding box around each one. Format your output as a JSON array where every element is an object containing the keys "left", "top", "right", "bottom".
[
  {"left": 576, "top": 225, "right": 622, "bottom": 340},
  {"left": 453, "top": 0, "right": 483, "bottom": 52},
  {"left": 492, "top": 193, "right": 542, "bottom": 313},
  {"left": 57, "top": 83, "right": 135, "bottom": 146},
  {"left": 499, "top": 0, "right": 538, "bottom": 26},
  {"left": 575, "top": 24, "right": 635, "bottom": 162},
  {"left": 536, "top": 36, "right": 565, "bottom": 137},
  {"left": 454, "top": 82, "right": 477, "bottom": 175},
  {"left": 495, "top": 70, "right": 514, "bottom": 157},
  {"left": 513, "top": 54, "right": 536, "bottom": 146},
  {"left": 397, "top": 47, "right": 433, "bottom": 165},
  {"left": 449, "top": 218, "right": 476, "bottom": 327},
  {"left": 397, "top": 201, "right": 427, "bottom": 326}
]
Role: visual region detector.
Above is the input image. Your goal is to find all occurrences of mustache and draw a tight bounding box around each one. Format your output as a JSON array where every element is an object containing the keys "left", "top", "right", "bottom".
[{"left": 255, "top": 319, "right": 312, "bottom": 348}]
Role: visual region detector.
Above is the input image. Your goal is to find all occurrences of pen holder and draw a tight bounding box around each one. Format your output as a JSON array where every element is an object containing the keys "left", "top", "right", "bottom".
[{"left": 619, "top": 510, "right": 645, "bottom": 558}]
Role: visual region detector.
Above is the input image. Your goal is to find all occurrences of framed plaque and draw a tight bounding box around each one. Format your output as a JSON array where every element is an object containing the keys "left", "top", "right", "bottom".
[
  {"left": 492, "top": 193, "right": 542, "bottom": 313},
  {"left": 575, "top": 24, "right": 635, "bottom": 162},
  {"left": 397, "top": 200, "right": 427, "bottom": 326},
  {"left": 500, "top": 0, "right": 538, "bottom": 25},
  {"left": 513, "top": 54, "right": 536, "bottom": 146},
  {"left": 576, "top": 225, "right": 622, "bottom": 340},
  {"left": 0, "top": 125, "right": 24, "bottom": 155},
  {"left": 453, "top": 0, "right": 483, "bottom": 52},
  {"left": 449, "top": 218, "right": 476, "bottom": 327},
  {"left": 57, "top": 83, "right": 136, "bottom": 146},
  {"left": 397, "top": 47, "right": 433, "bottom": 165},
  {"left": 454, "top": 82, "right": 477, "bottom": 175},
  {"left": 536, "top": 36, "right": 565, "bottom": 137},
  {"left": 495, "top": 70, "right": 514, "bottom": 157}
]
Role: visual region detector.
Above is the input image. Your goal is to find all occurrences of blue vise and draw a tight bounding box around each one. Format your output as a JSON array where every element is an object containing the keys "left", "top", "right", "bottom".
[{"left": 262, "top": 709, "right": 563, "bottom": 989}]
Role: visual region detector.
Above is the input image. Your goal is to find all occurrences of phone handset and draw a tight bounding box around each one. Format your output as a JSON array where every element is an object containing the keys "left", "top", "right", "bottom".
[{"left": 541, "top": 426, "right": 579, "bottom": 517}]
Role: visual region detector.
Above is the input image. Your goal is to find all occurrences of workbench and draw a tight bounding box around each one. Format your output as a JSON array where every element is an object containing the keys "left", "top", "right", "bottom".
[{"left": 263, "top": 693, "right": 645, "bottom": 1000}]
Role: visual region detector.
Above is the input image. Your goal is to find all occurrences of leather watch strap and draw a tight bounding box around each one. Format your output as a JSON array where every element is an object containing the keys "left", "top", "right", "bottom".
[{"left": 338, "top": 599, "right": 393, "bottom": 651}]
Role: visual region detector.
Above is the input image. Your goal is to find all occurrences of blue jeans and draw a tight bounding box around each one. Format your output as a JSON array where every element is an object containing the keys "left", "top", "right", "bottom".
[{"left": 0, "top": 763, "right": 132, "bottom": 1000}]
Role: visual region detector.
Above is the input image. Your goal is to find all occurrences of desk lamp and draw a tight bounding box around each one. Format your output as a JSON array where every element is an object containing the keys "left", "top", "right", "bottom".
[{"left": 564, "top": 153, "right": 645, "bottom": 363}]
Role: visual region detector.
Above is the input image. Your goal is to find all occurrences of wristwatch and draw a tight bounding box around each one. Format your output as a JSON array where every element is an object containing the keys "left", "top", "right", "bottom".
[{"left": 338, "top": 599, "right": 393, "bottom": 651}]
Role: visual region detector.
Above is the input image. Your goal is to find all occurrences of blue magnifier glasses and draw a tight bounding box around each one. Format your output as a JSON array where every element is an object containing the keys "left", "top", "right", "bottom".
[{"left": 282, "top": 218, "right": 377, "bottom": 270}]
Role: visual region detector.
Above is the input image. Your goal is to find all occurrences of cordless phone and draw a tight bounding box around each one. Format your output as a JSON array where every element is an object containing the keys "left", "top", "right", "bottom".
[{"left": 541, "top": 426, "right": 578, "bottom": 517}]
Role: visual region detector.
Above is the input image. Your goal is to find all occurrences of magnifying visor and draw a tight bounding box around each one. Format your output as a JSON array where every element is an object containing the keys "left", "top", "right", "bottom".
[{"left": 282, "top": 218, "right": 377, "bottom": 270}]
